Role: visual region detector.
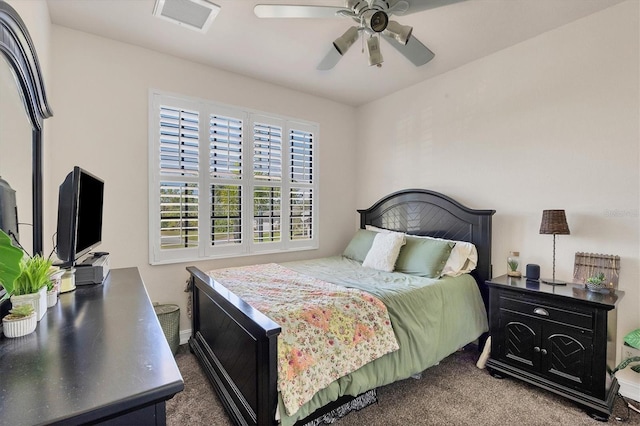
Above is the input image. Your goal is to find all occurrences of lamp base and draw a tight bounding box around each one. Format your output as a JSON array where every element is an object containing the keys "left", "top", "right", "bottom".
[{"left": 541, "top": 278, "right": 567, "bottom": 286}]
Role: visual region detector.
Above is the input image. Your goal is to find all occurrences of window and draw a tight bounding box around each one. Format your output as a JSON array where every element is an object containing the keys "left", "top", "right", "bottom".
[{"left": 149, "top": 92, "right": 318, "bottom": 264}]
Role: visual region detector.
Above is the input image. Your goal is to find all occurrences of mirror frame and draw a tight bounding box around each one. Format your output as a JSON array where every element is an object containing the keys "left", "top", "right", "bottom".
[{"left": 0, "top": 0, "right": 53, "bottom": 256}]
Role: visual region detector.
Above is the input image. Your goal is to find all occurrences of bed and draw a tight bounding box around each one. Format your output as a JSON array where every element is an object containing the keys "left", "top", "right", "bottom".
[{"left": 187, "top": 188, "right": 495, "bottom": 425}]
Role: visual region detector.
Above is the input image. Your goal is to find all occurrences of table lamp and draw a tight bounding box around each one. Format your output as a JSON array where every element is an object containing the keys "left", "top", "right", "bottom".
[{"left": 539, "top": 209, "right": 570, "bottom": 285}]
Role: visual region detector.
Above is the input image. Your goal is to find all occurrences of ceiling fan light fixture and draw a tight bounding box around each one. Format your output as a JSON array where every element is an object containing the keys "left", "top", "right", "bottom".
[
  {"left": 333, "top": 26, "right": 360, "bottom": 55},
  {"left": 383, "top": 20, "right": 412, "bottom": 45},
  {"left": 362, "top": 9, "right": 388, "bottom": 33},
  {"left": 366, "top": 35, "right": 384, "bottom": 67}
]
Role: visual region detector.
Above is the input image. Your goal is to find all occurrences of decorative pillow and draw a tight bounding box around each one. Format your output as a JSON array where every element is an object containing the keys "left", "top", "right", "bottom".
[
  {"left": 395, "top": 236, "right": 455, "bottom": 278},
  {"left": 342, "top": 229, "right": 378, "bottom": 263},
  {"left": 410, "top": 234, "right": 477, "bottom": 277},
  {"left": 624, "top": 329, "right": 640, "bottom": 350},
  {"left": 442, "top": 241, "right": 478, "bottom": 277},
  {"left": 362, "top": 232, "right": 406, "bottom": 272}
]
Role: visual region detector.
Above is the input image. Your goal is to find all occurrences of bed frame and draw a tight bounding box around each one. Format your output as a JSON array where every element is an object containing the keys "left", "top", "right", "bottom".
[{"left": 187, "top": 189, "right": 495, "bottom": 426}]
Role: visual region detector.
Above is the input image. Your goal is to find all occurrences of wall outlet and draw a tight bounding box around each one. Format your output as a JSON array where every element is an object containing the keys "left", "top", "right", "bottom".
[{"left": 621, "top": 343, "right": 640, "bottom": 361}]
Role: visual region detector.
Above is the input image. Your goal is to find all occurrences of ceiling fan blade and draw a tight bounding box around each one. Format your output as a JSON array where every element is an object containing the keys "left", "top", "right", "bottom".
[
  {"left": 317, "top": 47, "right": 343, "bottom": 71},
  {"left": 388, "top": 0, "right": 467, "bottom": 16},
  {"left": 254, "top": 4, "right": 345, "bottom": 19},
  {"left": 382, "top": 34, "right": 435, "bottom": 66}
]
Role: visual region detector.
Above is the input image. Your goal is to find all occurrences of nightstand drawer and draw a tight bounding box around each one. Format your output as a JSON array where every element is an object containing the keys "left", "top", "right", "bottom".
[{"left": 500, "top": 295, "right": 593, "bottom": 330}]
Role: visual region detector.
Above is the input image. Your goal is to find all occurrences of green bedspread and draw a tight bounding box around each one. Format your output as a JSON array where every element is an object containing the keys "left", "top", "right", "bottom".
[{"left": 278, "top": 256, "right": 489, "bottom": 426}]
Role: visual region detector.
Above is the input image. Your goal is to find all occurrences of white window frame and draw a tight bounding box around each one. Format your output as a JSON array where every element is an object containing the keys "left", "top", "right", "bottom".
[{"left": 149, "top": 90, "right": 319, "bottom": 265}]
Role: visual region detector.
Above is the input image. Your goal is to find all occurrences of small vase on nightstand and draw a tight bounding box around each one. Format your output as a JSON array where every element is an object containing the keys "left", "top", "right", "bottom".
[{"left": 507, "top": 251, "right": 521, "bottom": 277}]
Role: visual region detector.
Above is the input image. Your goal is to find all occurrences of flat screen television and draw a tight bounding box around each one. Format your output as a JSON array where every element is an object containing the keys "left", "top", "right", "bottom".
[{"left": 56, "top": 166, "right": 104, "bottom": 267}]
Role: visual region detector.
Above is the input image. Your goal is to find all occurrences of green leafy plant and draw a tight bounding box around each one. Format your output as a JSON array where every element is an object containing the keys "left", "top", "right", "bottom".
[
  {"left": 0, "top": 229, "right": 26, "bottom": 302},
  {"left": 507, "top": 260, "right": 519, "bottom": 271},
  {"left": 586, "top": 272, "right": 606, "bottom": 286},
  {"left": 4, "top": 304, "right": 34, "bottom": 320},
  {"left": 14, "top": 255, "right": 53, "bottom": 296}
]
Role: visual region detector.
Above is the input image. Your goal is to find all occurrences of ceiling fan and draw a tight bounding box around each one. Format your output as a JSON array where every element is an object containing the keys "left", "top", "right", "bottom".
[{"left": 254, "top": 0, "right": 466, "bottom": 70}]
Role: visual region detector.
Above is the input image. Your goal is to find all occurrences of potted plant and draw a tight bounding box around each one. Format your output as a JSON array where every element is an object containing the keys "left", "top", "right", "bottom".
[
  {"left": 586, "top": 272, "right": 606, "bottom": 292},
  {"left": 2, "top": 304, "right": 36, "bottom": 338},
  {"left": 507, "top": 251, "right": 521, "bottom": 277},
  {"left": 12, "top": 254, "right": 53, "bottom": 321}
]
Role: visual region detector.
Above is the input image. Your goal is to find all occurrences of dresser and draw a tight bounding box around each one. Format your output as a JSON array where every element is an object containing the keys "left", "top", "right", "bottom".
[
  {"left": 485, "top": 274, "right": 624, "bottom": 421},
  {"left": 0, "top": 267, "right": 184, "bottom": 425}
]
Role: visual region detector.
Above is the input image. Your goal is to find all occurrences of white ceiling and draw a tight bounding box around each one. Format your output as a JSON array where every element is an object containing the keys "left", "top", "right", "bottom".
[{"left": 46, "top": 0, "right": 624, "bottom": 106}]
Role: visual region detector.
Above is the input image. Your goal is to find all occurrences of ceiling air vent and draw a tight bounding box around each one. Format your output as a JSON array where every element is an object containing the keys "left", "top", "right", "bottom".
[{"left": 153, "top": 0, "right": 220, "bottom": 33}]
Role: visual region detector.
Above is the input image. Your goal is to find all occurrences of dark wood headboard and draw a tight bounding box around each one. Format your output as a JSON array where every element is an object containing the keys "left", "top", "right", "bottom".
[{"left": 358, "top": 189, "right": 496, "bottom": 289}]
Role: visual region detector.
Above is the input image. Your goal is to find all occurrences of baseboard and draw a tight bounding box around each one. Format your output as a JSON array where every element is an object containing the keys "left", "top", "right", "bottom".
[{"left": 180, "top": 329, "right": 191, "bottom": 345}]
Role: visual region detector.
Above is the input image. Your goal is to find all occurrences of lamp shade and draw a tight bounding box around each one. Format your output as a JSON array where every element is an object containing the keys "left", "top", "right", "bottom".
[{"left": 539, "top": 210, "right": 570, "bottom": 235}]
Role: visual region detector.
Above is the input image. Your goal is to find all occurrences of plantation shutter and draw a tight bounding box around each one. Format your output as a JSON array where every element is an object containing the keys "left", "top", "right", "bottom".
[
  {"left": 210, "top": 115, "right": 242, "bottom": 179},
  {"left": 253, "top": 122, "right": 282, "bottom": 181},
  {"left": 158, "top": 106, "right": 200, "bottom": 250},
  {"left": 290, "top": 128, "right": 313, "bottom": 184},
  {"left": 252, "top": 119, "right": 283, "bottom": 245},
  {"left": 289, "top": 127, "right": 314, "bottom": 242},
  {"left": 209, "top": 113, "right": 244, "bottom": 247}
]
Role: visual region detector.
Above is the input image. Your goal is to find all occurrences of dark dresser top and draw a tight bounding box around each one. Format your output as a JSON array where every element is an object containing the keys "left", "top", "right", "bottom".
[
  {"left": 486, "top": 274, "right": 625, "bottom": 310},
  {"left": 0, "top": 267, "right": 184, "bottom": 425}
]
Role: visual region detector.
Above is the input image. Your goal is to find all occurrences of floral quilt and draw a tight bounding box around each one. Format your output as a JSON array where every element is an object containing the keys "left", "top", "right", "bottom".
[{"left": 208, "top": 263, "right": 399, "bottom": 416}]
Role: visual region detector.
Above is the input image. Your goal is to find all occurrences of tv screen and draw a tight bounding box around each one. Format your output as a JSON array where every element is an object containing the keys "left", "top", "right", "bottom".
[{"left": 56, "top": 167, "right": 104, "bottom": 266}]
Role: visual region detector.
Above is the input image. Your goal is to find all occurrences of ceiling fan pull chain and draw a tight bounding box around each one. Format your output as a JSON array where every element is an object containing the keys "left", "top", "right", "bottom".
[{"left": 360, "top": 16, "right": 365, "bottom": 53}]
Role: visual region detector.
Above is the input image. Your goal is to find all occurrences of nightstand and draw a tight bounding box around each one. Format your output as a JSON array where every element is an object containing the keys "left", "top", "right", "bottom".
[{"left": 485, "top": 274, "right": 624, "bottom": 421}]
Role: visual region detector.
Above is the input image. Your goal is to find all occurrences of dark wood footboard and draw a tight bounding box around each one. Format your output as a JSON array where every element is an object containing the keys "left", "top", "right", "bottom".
[{"left": 187, "top": 266, "right": 281, "bottom": 425}]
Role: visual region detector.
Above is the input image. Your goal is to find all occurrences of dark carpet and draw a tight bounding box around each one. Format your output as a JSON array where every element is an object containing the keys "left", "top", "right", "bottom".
[{"left": 167, "top": 344, "right": 640, "bottom": 425}]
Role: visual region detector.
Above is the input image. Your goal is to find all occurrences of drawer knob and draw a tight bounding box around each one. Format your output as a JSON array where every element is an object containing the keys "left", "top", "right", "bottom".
[
  {"left": 534, "top": 307, "right": 549, "bottom": 316},
  {"left": 534, "top": 346, "right": 540, "bottom": 353},
  {"left": 541, "top": 348, "right": 548, "bottom": 355}
]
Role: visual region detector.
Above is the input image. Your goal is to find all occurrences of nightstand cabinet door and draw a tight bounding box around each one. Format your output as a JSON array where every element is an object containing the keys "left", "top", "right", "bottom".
[
  {"left": 542, "top": 323, "right": 593, "bottom": 392},
  {"left": 499, "top": 311, "right": 541, "bottom": 372},
  {"left": 496, "top": 311, "right": 594, "bottom": 393}
]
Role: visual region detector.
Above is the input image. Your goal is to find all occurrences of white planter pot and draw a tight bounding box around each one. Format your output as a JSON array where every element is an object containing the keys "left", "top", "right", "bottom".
[
  {"left": 47, "top": 289, "right": 58, "bottom": 308},
  {"left": 2, "top": 312, "right": 37, "bottom": 338},
  {"left": 49, "top": 269, "right": 65, "bottom": 294},
  {"left": 11, "top": 287, "right": 47, "bottom": 321}
]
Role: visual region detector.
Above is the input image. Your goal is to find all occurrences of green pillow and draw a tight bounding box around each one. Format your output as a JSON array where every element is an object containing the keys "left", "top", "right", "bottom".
[
  {"left": 624, "top": 329, "right": 640, "bottom": 349},
  {"left": 343, "top": 229, "right": 377, "bottom": 262},
  {"left": 395, "top": 235, "right": 454, "bottom": 278}
]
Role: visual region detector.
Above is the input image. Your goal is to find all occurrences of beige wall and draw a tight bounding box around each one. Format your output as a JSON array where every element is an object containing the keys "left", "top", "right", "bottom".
[
  {"left": 47, "top": 26, "right": 357, "bottom": 332},
  {"left": 356, "top": 1, "right": 639, "bottom": 353}
]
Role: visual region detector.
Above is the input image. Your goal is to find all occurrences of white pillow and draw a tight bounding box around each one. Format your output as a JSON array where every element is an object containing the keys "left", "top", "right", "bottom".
[
  {"left": 442, "top": 241, "right": 477, "bottom": 277},
  {"left": 362, "top": 231, "right": 406, "bottom": 272}
]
